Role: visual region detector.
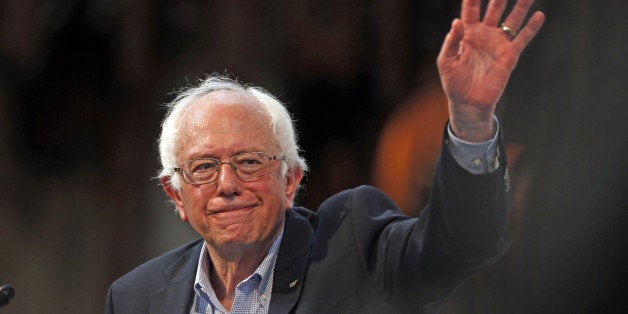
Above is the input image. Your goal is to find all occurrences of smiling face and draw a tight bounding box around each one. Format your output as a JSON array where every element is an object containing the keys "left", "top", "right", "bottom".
[{"left": 162, "top": 90, "right": 303, "bottom": 256}]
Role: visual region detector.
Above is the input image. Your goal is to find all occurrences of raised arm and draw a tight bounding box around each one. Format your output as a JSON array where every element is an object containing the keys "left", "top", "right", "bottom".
[{"left": 437, "top": 0, "right": 545, "bottom": 142}]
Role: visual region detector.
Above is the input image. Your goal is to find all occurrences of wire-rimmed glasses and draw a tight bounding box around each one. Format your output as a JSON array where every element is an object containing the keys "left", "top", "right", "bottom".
[{"left": 173, "top": 152, "right": 286, "bottom": 185}]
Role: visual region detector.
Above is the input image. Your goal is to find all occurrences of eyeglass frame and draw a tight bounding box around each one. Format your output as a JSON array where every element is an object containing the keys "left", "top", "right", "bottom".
[{"left": 173, "top": 152, "right": 286, "bottom": 185}]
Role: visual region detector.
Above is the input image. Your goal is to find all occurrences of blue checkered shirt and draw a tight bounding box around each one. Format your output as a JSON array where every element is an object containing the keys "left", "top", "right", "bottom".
[{"left": 190, "top": 231, "right": 283, "bottom": 314}]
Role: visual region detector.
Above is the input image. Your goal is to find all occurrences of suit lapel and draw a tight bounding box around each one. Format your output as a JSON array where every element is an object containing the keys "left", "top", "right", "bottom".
[
  {"left": 149, "top": 241, "right": 203, "bottom": 314},
  {"left": 269, "top": 208, "right": 316, "bottom": 314},
  {"left": 144, "top": 210, "right": 315, "bottom": 314}
]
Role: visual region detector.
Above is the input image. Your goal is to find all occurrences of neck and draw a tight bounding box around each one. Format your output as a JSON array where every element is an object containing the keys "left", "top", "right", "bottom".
[{"left": 206, "top": 237, "right": 278, "bottom": 311}]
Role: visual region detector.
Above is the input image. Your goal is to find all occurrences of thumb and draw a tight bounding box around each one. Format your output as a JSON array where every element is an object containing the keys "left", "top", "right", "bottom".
[{"left": 438, "top": 19, "right": 465, "bottom": 62}]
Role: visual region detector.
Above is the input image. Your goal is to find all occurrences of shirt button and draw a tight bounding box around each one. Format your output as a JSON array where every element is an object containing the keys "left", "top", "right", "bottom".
[
  {"left": 261, "top": 293, "right": 269, "bottom": 301},
  {"left": 473, "top": 158, "right": 482, "bottom": 166}
]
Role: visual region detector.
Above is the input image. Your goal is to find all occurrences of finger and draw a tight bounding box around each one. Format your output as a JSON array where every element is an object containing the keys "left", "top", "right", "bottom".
[
  {"left": 502, "top": 0, "right": 535, "bottom": 33},
  {"left": 511, "top": 11, "right": 545, "bottom": 54},
  {"left": 461, "top": 0, "right": 481, "bottom": 24},
  {"left": 483, "top": 0, "right": 507, "bottom": 26},
  {"left": 438, "top": 19, "right": 465, "bottom": 61}
]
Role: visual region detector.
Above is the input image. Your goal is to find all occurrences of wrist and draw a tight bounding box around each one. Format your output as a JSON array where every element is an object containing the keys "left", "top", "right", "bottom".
[
  {"left": 448, "top": 101, "right": 496, "bottom": 142},
  {"left": 449, "top": 113, "right": 495, "bottom": 142}
]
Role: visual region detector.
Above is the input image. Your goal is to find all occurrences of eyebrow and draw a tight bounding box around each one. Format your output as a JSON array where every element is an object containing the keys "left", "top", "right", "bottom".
[{"left": 185, "top": 149, "right": 270, "bottom": 161}]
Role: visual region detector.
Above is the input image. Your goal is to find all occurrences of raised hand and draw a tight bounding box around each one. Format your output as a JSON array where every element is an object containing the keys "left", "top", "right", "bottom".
[{"left": 437, "top": 0, "right": 545, "bottom": 142}]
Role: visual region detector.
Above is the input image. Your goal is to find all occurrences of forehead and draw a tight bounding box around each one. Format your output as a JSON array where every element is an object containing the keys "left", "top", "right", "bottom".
[{"left": 177, "top": 90, "right": 276, "bottom": 157}]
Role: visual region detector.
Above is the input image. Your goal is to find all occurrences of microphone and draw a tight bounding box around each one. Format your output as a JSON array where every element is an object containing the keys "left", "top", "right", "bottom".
[{"left": 0, "top": 284, "right": 15, "bottom": 307}]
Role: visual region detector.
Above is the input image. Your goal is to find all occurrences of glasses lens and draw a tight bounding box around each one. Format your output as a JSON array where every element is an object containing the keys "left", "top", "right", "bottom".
[
  {"left": 186, "top": 158, "right": 219, "bottom": 183},
  {"left": 233, "top": 153, "right": 268, "bottom": 178}
]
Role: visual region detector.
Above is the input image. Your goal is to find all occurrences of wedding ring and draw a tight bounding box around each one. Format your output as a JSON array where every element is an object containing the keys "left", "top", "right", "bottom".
[{"left": 500, "top": 23, "right": 516, "bottom": 39}]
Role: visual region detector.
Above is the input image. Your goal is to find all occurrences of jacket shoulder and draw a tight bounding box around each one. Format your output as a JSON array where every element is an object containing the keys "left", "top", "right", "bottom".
[{"left": 109, "top": 239, "right": 203, "bottom": 294}]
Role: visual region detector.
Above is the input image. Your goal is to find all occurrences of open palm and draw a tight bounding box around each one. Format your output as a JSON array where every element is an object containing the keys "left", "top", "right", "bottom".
[{"left": 437, "top": 0, "right": 545, "bottom": 141}]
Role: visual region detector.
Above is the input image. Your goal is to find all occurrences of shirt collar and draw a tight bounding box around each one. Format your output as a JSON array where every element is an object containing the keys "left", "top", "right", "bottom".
[{"left": 193, "top": 229, "right": 284, "bottom": 309}]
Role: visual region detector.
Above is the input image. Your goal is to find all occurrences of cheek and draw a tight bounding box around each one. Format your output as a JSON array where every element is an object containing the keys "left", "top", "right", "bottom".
[
  {"left": 248, "top": 176, "right": 289, "bottom": 212},
  {"left": 267, "top": 175, "right": 289, "bottom": 202},
  {"left": 179, "top": 187, "right": 211, "bottom": 214},
  {"left": 282, "top": 192, "right": 292, "bottom": 208}
]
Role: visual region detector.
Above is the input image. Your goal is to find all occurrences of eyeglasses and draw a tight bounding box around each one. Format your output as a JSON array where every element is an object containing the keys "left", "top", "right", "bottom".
[{"left": 173, "top": 152, "right": 286, "bottom": 185}]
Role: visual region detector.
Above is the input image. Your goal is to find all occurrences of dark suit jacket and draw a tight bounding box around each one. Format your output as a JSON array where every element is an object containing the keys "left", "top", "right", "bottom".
[{"left": 105, "top": 132, "right": 510, "bottom": 313}]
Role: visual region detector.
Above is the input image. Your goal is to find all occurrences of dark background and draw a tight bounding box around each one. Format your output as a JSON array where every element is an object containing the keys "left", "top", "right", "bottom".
[{"left": 1, "top": 1, "right": 626, "bottom": 313}]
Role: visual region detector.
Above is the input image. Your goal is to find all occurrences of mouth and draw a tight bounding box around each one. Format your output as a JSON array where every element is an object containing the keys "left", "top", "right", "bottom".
[{"left": 208, "top": 202, "right": 261, "bottom": 215}]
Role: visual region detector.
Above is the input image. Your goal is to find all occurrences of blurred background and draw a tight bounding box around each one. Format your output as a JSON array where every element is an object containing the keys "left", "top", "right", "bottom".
[{"left": 0, "top": 0, "right": 626, "bottom": 313}]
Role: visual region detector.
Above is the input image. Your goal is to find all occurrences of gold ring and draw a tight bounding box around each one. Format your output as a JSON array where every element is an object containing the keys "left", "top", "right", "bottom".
[{"left": 500, "top": 23, "right": 516, "bottom": 38}]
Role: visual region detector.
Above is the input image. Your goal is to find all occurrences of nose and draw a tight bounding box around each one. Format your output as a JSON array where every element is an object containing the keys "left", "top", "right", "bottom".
[{"left": 215, "top": 162, "right": 241, "bottom": 196}]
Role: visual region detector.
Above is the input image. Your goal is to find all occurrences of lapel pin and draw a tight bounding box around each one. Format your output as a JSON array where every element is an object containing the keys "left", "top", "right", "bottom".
[{"left": 289, "top": 280, "right": 298, "bottom": 288}]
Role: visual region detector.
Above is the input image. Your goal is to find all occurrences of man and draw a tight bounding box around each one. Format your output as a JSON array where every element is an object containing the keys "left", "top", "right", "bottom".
[{"left": 105, "top": 0, "right": 544, "bottom": 312}]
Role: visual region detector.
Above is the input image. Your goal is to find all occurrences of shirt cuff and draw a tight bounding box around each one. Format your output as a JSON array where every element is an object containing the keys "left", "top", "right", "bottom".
[{"left": 446, "top": 116, "right": 500, "bottom": 174}]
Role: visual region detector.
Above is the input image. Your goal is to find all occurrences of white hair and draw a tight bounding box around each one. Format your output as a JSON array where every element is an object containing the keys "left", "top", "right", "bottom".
[{"left": 158, "top": 74, "right": 308, "bottom": 190}]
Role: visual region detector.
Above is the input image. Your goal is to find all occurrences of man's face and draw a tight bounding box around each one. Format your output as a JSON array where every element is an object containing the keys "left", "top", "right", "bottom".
[{"left": 162, "top": 91, "right": 302, "bottom": 255}]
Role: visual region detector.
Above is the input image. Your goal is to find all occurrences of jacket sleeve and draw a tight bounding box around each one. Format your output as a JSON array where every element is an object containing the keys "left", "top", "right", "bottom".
[
  {"left": 104, "top": 285, "right": 115, "bottom": 314},
  {"left": 347, "top": 126, "right": 510, "bottom": 311}
]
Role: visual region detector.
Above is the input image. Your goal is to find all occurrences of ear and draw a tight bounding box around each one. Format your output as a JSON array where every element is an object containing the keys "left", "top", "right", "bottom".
[
  {"left": 161, "top": 176, "right": 189, "bottom": 222},
  {"left": 284, "top": 166, "right": 304, "bottom": 209}
]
